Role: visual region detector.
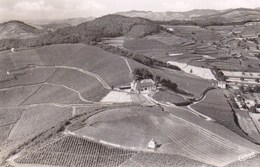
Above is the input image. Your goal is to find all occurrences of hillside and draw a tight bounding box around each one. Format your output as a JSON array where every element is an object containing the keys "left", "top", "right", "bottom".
[
  {"left": 118, "top": 8, "right": 260, "bottom": 26},
  {"left": 0, "top": 15, "right": 161, "bottom": 50},
  {"left": 0, "top": 20, "right": 43, "bottom": 39},
  {"left": 194, "top": 8, "right": 260, "bottom": 24},
  {"left": 48, "top": 14, "right": 161, "bottom": 42},
  {"left": 117, "top": 9, "right": 219, "bottom": 21},
  {"left": 55, "top": 17, "right": 95, "bottom": 26},
  {"left": 38, "top": 23, "right": 72, "bottom": 31}
]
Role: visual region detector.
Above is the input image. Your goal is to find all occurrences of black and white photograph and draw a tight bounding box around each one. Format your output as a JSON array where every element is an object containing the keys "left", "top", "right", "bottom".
[{"left": 1, "top": 0, "right": 260, "bottom": 166}]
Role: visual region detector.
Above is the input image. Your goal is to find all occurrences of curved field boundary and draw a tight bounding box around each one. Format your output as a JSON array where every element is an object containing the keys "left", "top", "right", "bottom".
[
  {"left": 140, "top": 111, "right": 258, "bottom": 167},
  {"left": 33, "top": 65, "right": 111, "bottom": 90}
]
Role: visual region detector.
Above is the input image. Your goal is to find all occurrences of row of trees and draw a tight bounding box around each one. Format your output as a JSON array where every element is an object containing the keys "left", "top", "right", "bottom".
[{"left": 211, "top": 66, "right": 226, "bottom": 81}]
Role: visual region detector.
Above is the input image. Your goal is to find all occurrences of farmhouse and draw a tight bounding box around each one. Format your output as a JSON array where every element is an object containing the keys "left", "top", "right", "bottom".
[
  {"left": 131, "top": 79, "right": 156, "bottom": 92},
  {"left": 218, "top": 81, "right": 227, "bottom": 89}
]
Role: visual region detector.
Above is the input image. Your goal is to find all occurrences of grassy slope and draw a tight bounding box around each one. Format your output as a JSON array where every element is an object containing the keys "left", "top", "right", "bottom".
[
  {"left": 4, "top": 106, "right": 72, "bottom": 151},
  {"left": 48, "top": 68, "right": 109, "bottom": 102},
  {"left": 63, "top": 45, "right": 132, "bottom": 87},
  {"left": 192, "top": 89, "right": 251, "bottom": 141}
]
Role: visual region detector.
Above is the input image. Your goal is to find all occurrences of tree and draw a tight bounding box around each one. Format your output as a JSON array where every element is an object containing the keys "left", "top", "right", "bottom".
[
  {"left": 249, "top": 106, "right": 257, "bottom": 113},
  {"left": 253, "top": 85, "right": 260, "bottom": 93},
  {"left": 239, "top": 86, "right": 245, "bottom": 93}
]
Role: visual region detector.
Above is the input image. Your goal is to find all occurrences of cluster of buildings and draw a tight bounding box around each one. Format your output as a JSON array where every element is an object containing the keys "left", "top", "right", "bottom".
[
  {"left": 233, "top": 93, "right": 260, "bottom": 113},
  {"left": 120, "top": 79, "right": 157, "bottom": 93}
]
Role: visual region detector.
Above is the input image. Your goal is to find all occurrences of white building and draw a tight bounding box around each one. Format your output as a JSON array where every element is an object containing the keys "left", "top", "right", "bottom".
[
  {"left": 218, "top": 81, "right": 227, "bottom": 89},
  {"left": 147, "top": 139, "right": 157, "bottom": 149},
  {"left": 131, "top": 79, "right": 156, "bottom": 92},
  {"left": 11, "top": 48, "right": 15, "bottom": 52},
  {"left": 245, "top": 100, "right": 256, "bottom": 109}
]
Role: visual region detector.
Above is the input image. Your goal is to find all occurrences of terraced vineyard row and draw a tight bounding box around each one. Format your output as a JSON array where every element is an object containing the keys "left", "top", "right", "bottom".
[
  {"left": 140, "top": 111, "right": 256, "bottom": 167},
  {"left": 16, "top": 135, "right": 137, "bottom": 167}
]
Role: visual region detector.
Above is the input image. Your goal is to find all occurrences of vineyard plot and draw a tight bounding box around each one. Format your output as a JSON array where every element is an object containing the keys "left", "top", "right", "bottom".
[{"left": 16, "top": 135, "right": 137, "bottom": 167}]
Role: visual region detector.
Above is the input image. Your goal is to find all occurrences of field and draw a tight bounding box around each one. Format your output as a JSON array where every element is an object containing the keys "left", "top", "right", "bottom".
[
  {"left": 63, "top": 45, "right": 132, "bottom": 87},
  {"left": 22, "top": 84, "right": 86, "bottom": 105},
  {"left": 74, "top": 107, "right": 173, "bottom": 151},
  {"left": 4, "top": 105, "right": 72, "bottom": 151},
  {"left": 71, "top": 106, "right": 260, "bottom": 167},
  {"left": 153, "top": 90, "right": 187, "bottom": 104},
  {"left": 121, "top": 152, "right": 213, "bottom": 167},
  {"left": 191, "top": 89, "right": 250, "bottom": 139},
  {"left": 0, "top": 85, "right": 40, "bottom": 106},
  {"left": 48, "top": 68, "right": 109, "bottom": 102},
  {"left": 249, "top": 113, "right": 260, "bottom": 133},
  {"left": 235, "top": 110, "right": 260, "bottom": 143},
  {"left": 0, "top": 107, "right": 25, "bottom": 147},
  {"left": 35, "top": 44, "right": 85, "bottom": 66},
  {"left": 15, "top": 135, "right": 137, "bottom": 167},
  {"left": 124, "top": 39, "right": 172, "bottom": 59}
]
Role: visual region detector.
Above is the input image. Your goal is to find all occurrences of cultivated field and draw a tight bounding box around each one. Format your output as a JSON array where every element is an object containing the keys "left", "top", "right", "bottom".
[
  {"left": 72, "top": 106, "right": 260, "bottom": 167},
  {"left": 35, "top": 44, "right": 85, "bottom": 66},
  {"left": 249, "top": 113, "right": 260, "bottom": 133},
  {"left": 121, "top": 152, "right": 213, "bottom": 167},
  {"left": 235, "top": 110, "right": 260, "bottom": 142},
  {"left": 4, "top": 105, "right": 72, "bottom": 151},
  {"left": 192, "top": 89, "right": 249, "bottom": 139},
  {"left": 154, "top": 90, "right": 187, "bottom": 104},
  {"left": 15, "top": 135, "right": 137, "bottom": 167},
  {"left": 63, "top": 45, "right": 132, "bottom": 87}
]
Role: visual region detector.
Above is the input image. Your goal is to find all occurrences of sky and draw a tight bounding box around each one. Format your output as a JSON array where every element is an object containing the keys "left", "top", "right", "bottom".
[{"left": 1, "top": 0, "right": 260, "bottom": 21}]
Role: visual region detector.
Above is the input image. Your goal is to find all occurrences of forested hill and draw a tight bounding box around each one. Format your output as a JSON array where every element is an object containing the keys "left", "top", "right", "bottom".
[
  {"left": 0, "top": 15, "right": 161, "bottom": 50},
  {"left": 47, "top": 14, "right": 161, "bottom": 42}
]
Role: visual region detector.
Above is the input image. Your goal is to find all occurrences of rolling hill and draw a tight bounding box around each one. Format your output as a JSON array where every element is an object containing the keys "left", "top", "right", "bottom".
[
  {"left": 116, "top": 9, "right": 220, "bottom": 21},
  {"left": 117, "top": 8, "right": 260, "bottom": 26},
  {"left": 194, "top": 8, "right": 260, "bottom": 24},
  {"left": 0, "top": 15, "right": 161, "bottom": 50},
  {"left": 0, "top": 20, "right": 43, "bottom": 40}
]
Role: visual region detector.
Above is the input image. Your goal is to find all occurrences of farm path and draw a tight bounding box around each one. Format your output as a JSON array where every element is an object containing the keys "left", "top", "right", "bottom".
[
  {"left": 33, "top": 65, "right": 111, "bottom": 90},
  {"left": 143, "top": 111, "right": 258, "bottom": 167},
  {"left": 121, "top": 57, "right": 133, "bottom": 80},
  {"left": 43, "top": 82, "right": 93, "bottom": 103},
  {"left": 142, "top": 94, "right": 213, "bottom": 121}
]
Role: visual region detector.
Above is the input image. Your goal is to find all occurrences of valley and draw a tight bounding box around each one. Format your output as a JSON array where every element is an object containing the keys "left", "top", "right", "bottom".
[{"left": 1, "top": 6, "right": 260, "bottom": 167}]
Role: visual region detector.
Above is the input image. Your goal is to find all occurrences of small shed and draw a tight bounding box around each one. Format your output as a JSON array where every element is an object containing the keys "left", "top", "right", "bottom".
[
  {"left": 147, "top": 139, "right": 157, "bottom": 149},
  {"left": 11, "top": 48, "right": 15, "bottom": 52}
]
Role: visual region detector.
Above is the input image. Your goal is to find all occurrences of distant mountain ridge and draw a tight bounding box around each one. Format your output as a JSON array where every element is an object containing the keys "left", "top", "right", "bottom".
[
  {"left": 116, "top": 8, "right": 260, "bottom": 21},
  {"left": 116, "top": 9, "right": 221, "bottom": 21}
]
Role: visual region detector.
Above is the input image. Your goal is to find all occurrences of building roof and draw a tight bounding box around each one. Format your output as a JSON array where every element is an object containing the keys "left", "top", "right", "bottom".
[{"left": 140, "top": 79, "right": 155, "bottom": 84}]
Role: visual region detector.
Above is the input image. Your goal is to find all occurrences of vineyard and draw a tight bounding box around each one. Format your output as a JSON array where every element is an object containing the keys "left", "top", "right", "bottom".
[
  {"left": 48, "top": 68, "right": 109, "bottom": 102},
  {"left": 120, "top": 152, "right": 212, "bottom": 167},
  {"left": 192, "top": 89, "right": 248, "bottom": 138},
  {"left": 63, "top": 45, "right": 132, "bottom": 87},
  {"left": 139, "top": 110, "right": 258, "bottom": 167},
  {"left": 35, "top": 43, "right": 85, "bottom": 66},
  {"left": 15, "top": 135, "right": 137, "bottom": 167},
  {"left": 5, "top": 105, "right": 72, "bottom": 151}
]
